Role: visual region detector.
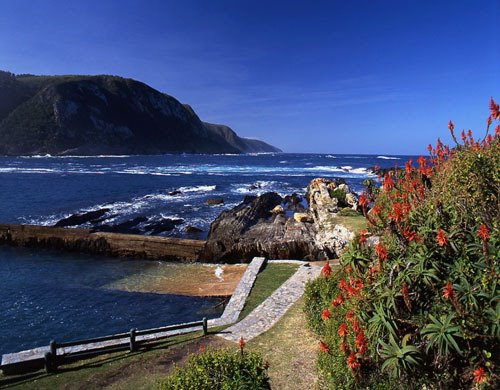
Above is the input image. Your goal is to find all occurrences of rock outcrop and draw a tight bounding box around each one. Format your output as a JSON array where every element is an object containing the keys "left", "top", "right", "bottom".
[
  {"left": 203, "top": 178, "right": 362, "bottom": 262},
  {"left": 0, "top": 70, "right": 281, "bottom": 156}
]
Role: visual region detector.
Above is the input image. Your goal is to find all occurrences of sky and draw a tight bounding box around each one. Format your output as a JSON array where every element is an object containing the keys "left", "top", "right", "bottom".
[{"left": 0, "top": 0, "right": 498, "bottom": 154}]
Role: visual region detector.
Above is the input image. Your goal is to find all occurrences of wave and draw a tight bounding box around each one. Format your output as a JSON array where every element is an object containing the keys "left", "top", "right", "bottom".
[
  {"left": 177, "top": 185, "right": 216, "bottom": 193},
  {"left": 19, "top": 154, "right": 133, "bottom": 159},
  {"left": 377, "top": 155, "right": 400, "bottom": 160},
  {"left": 325, "top": 155, "right": 336, "bottom": 158}
]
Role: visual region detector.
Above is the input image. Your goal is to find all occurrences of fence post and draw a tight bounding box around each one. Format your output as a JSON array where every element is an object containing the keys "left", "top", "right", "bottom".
[
  {"left": 202, "top": 317, "right": 208, "bottom": 335},
  {"left": 130, "top": 328, "right": 137, "bottom": 352},
  {"left": 44, "top": 352, "right": 53, "bottom": 373},
  {"left": 49, "top": 340, "right": 57, "bottom": 369}
]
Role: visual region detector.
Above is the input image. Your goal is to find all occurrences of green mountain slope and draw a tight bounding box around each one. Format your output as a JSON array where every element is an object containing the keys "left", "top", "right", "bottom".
[{"left": 0, "top": 71, "right": 281, "bottom": 155}]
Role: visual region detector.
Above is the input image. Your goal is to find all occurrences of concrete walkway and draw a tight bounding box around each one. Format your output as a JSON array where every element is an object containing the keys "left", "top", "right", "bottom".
[{"left": 218, "top": 264, "right": 321, "bottom": 343}]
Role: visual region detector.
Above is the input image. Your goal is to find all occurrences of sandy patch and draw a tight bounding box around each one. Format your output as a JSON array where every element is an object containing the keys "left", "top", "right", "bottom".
[{"left": 105, "top": 263, "right": 247, "bottom": 297}]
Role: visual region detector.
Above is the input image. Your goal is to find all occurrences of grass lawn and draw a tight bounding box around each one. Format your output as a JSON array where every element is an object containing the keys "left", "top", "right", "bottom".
[
  {"left": 248, "top": 297, "right": 318, "bottom": 390},
  {"left": 238, "top": 263, "right": 299, "bottom": 321}
]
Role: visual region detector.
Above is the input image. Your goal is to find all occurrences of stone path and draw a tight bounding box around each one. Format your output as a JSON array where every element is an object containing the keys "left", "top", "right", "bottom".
[
  {"left": 208, "top": 257, "right": 265, "bottom": 327},
  {"left": 218, "top": 264, "right": 321, "bottom": 343}
]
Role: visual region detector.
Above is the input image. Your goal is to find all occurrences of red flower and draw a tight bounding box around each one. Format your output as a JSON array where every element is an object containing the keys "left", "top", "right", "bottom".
[
  {"left": 405, "top": 159, "right": 413, "bottom": 174},
  {"left": 321, "top": 261, "right": 332, "bottom": 278},
  {"left": 351, "top": 318, "right": 360, "bottom": 333},
  {"left": 345, "top": 311, "right": 354, "bottom": 322},
  {"left": 477, "top": 224, "right": 489, "bottom": 242},
  {"left": 436, "top": 229, "right": 447, "bottom": 247},
  {"left": 338, "top": 323, "right": 348, "bottom": 337},
  {"left": 355, "top": 329, "right": 367, "bottom": 355},
  {"left": 358, "top": 193, "right": 369, "bottom": 208},
  {"left": 473, "top": 367, "right": 487, "bottom": 384},
  {"left": 382, "top": 174, "right": 394, "bottom": 191},
  {"left": 346, "top": 351, "right": 360, "bottom": 370},
  {"left": 331, "top": 294, "right": 343, "bottom": 307},
  {"left": 402, "top": 283, "right": 411, "bottom": 310},
  {"left": 340, "top": 339, "right": 346, "bottom": 353},
  {"left": 461, "top": 130, "right": 466, "bottom": 142},
  {"left": 371, "top": 204, "right": 381, "bottom": 216},
  {"left": 427, "top": 144, "right": 432, "bottom": 153},
  {"left": 319, "top": 340, "right": 330, "bottom": 353},
  {"left": 448, "top": 120, "right": 454, "bottom": 131},
  {"left": 359, "top": 229, "right": 367, "bottom": 245},
  {"left": 390, "top": 202, "right": 404, "bottom": 223},
  {"left": 489, "top": 97, "right": 499, "bottom": 119},
  {"left": 443, "top": 282, "right": 454, "bottom": 300},
  {"left": 402, "top": 227, "right": 418, "bottom": 242},
  {"left": 375, "top": 242, "right": 388, "bottom": 261},
  {"left": 198, "top": 343, "right": 204, "bottom": 353},
  {"left": 321, "top": 308, "right": 331, "bottom": 321}
]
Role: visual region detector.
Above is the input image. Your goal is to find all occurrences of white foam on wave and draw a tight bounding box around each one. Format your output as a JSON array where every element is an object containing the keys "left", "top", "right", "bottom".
[
  {"left": 232, "top": 180, "right": 278, "bottom": 194},
  {"left": 325, "top": 155, "right": 336, "bottom": 158},
  {"left": 304, "top": 166, "right": 375, "bottom": 177},
  {"left": 0, "top": 167, "right": 59, "bottom": 174},
  {"left": 19, "top": 154, "right": 133, "bottom": 159},
  {"left": 377, "top": 155, "right": 400, "bottom": 160},
  {"left": 177, "top": 185, "right": 216, "bottom": 193}
]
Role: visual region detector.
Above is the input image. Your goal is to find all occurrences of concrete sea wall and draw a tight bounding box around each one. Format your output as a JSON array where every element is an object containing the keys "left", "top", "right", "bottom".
[{"left": 0, "top": 224, "right": 206, "bottom": 261}]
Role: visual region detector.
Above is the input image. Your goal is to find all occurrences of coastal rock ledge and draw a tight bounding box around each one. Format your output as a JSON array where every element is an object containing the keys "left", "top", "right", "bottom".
[{"left": 203, "top": 178, "right": 362, "bottom": 262}]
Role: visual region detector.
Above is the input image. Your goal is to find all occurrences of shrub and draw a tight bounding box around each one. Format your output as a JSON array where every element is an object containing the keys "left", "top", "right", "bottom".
[
  {"left": 159, "top": 344, "right": 270, "bottom": 390},
  {"left": 305, "top": 99, "right": 499, "bottom": 389}
]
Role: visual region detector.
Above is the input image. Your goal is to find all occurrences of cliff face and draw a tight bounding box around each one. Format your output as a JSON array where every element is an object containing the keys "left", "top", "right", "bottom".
[{"left": 0, "top": 71, "right": 281, "bottom": 155}]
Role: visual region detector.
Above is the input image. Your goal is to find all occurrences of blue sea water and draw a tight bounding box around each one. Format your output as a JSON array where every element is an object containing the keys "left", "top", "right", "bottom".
[{"left": 0, "top": 153, "right": 410, "bottom": 355}]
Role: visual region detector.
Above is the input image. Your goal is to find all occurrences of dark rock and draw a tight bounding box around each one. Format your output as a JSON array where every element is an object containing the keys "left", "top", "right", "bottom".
[
  {"left": 95, "top": 216, "right": 148, "bottom": 234},
  {"left": 206, "top": 198, "right": 224, "bottom": 206},
  {"left": 243, "top": 195, "right": 257, "bottom": 204},
  {"left": 54, "top": 208, "right": 110, "bottom": 227},
  {"left": 144, "top": 218, "right": 183, "bottom": 235},
  {"left": 185, "top": 226, "right": 203, "bottom": 234},
  {"left": 204, "top": 180, "right": 360, "bottom": 263},
  {"left": 168, "top": 190, "right": 182, "bottom": 196}
]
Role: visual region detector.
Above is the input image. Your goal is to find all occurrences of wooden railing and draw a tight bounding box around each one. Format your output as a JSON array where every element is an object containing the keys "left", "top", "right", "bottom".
[{"left": 43, "top": 318, "right": 208, "bottom": 373}]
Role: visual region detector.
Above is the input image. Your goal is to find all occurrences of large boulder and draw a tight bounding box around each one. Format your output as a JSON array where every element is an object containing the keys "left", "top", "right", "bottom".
[{"left": 203, "top": 179, "right": 362, "bottom": 262}]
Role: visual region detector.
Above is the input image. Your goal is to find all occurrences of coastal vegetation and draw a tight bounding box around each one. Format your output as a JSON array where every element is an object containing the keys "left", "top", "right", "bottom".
[
  {"left": 159, "top": 343, "right": 270, "bottom": 389},
  {"left": 304, "top": 100, "right": 499, "bottom": 388}
]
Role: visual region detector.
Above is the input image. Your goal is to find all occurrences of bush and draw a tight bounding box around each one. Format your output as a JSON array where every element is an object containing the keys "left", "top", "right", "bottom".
[
  {"left": 159, "top": 346, "right": 270, "bottom": 390},
  {"left": 305, "top": 99, "right": 500, "bottom": 389}
]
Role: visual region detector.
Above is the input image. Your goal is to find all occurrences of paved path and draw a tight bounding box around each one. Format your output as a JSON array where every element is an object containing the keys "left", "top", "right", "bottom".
[
  {"left": 218, "top": 264, "right": 321, "bottom": 343},
  {"left": 208, "top": 257, "right": 265, "bottom": 327}
]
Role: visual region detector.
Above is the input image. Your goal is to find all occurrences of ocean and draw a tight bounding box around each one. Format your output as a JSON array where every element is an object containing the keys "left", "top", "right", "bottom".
[
  {"left": 0, "top": 152, "right": 409, "bottom": 355},
  {"left": 0, "top": 153, "right": 408, "bottom": 236}
]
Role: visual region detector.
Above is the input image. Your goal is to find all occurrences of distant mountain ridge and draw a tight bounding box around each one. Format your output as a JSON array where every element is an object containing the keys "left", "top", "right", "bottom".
[{"left": 0, "top": 71, "right": 281, "bottom": 155}]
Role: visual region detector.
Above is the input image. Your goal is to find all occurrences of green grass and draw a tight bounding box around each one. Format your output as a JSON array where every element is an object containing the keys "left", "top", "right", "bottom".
[
  {"left": 248, "top": 297, "right": 318, "bottom": 390},
  {"left": 238, "top": 263, "right": 299, "bottom": 321}
]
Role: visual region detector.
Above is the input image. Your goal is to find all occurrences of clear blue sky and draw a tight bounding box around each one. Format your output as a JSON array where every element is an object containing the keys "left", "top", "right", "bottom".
[{"left": 1, "top": 0, "right": 498, "bottom": 154}]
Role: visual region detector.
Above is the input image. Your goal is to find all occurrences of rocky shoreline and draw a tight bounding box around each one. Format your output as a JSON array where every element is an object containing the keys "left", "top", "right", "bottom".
[{"left": 0, "top": 178, "right": 365, "bottom": 262}]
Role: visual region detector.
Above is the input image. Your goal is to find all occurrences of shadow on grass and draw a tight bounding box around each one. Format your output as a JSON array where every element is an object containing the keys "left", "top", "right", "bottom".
[{"left": 0, "top": 333, "right": 207, "bottom": 389}]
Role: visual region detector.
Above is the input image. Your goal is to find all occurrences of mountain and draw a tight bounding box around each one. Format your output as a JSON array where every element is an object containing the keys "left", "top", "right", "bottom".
[{"left": 0, "top": 71, "right": 281, "bottom": 155}]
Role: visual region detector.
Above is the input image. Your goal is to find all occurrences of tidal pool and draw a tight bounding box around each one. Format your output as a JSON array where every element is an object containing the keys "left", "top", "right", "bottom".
[{"left": 0, "top": 246, "right": 225, "bottom": 355}]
